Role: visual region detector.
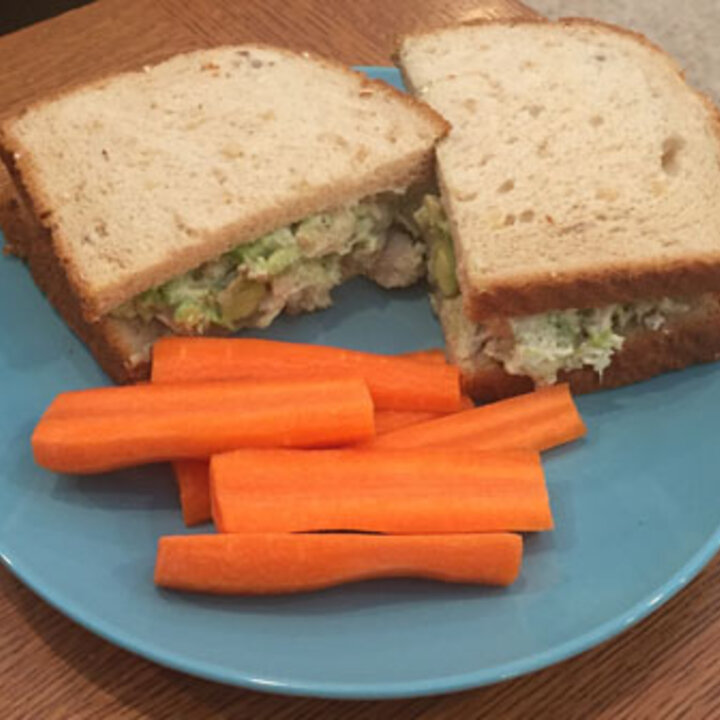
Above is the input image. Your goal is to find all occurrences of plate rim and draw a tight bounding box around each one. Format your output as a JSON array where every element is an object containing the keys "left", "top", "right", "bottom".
[{"left": 3, "top": 523, "right": 720, "bottom": 699}]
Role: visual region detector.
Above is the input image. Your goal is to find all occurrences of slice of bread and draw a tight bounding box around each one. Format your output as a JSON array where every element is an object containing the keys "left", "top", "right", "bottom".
[
  {"left": 1, "top": 45, "right": 448, "bottom": 321},
  {"left": 439, "top": 293, "right": 720, "bottom": 402},
  {"left": 0, "top": 183, "right": 163, "bottom": 382},
  {"left": 397, "top": 19, "right": 720, "bottom": 321}
]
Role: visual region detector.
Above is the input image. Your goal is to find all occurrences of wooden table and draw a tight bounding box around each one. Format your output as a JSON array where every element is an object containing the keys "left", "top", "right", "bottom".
[{"left": 1, "top": 1, "right": 719, "bottom": 716}]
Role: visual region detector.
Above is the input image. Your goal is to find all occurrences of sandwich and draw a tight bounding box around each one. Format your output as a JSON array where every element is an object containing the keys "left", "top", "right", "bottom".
[
  {"left": 0, "top": 45, "right": 448, "bottom": 382},
  {"left": 396, "top": 19, "right": 720, "bottom": 401}
]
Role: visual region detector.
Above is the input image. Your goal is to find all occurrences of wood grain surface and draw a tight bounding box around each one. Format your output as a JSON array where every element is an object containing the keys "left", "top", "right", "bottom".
[{"left": 1, "top": 0, "right": 719, "bottom": 717}]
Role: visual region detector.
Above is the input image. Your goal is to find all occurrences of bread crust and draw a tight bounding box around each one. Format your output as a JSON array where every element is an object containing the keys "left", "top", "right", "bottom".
[
  {"left": 0, "top": 192, "right": 31, "bottom": 258},
  {"left": 460, "top": 259, "right": 720, "bottom": 323},
  {"left": 459, "top": 298, "right": 720, "bottom": 402},
  {"left": 0, "top": 45, "right": 449, "bottom": 321},
  {"left": 0, "top": 178, "right": 159, "bottom": 383}
]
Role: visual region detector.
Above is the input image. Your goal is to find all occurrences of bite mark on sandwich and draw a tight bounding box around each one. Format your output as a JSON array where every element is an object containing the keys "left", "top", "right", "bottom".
[
  {"left": 0, "top": 45, "right": 448, "bottom": 382},
  {"left": 112, "top": 193, "right": 427, "bottom": 334}
]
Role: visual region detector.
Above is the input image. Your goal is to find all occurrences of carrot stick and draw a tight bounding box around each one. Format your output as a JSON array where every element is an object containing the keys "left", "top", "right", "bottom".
[
  {"left": 368, "top": 384, "right": 585, "bottom": 453},
  {"left": 169, "top": 403, "right": 479, "bottom": 527},
  {"left": 210, "top": 448, "right": 552, "bottom": 534},
  {"left": 47, "top": 385, "right": 472, "bottom": 434},
  {"left": 45, "top": 378, "right": 376, "bottom": 419},
  {"left": 399, "top": 349, "right": 447, "bottom": 365},
  {"left": 32, "top": 378, "right": 375, "bottom": 474},
  {"left": 397, "top": 349, "right": 472, "bottom": 409},
  {"left": 151, "top": 338, "right": 463, "bottom": 412},
  {"left": 174, "top": 461, "right": 211, "bottom": 527},
  {"left": 374, "top": 410, "right": 444, "bottom": 435},
  {"left": 171, "top": 407, "right": 450, "bottom": 527},
  {"left": 154, "top": 533, "right": 523, "bottom": 594}
]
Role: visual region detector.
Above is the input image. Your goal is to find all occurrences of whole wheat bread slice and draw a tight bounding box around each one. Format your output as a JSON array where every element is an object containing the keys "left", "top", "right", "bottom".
[
  {"left": 397, "top": 19, "right": 720, "bottom": 321},
  {"left": 1, "top": 45, "right": 448, "bottom": 322}
]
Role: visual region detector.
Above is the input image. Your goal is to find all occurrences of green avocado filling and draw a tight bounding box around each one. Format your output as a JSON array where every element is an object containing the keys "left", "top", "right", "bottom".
[
  {"left": 415, "top": 195, "right": 691, "bottom": 384},
  {"left": 489, "top": 301, "right": 689, "bottom": 384},
  {"left": 414, "top": 194, "right": 458, "bottom": 298},
  {"left": 112, "top": 194, "right": 426, "bottom": 333}
]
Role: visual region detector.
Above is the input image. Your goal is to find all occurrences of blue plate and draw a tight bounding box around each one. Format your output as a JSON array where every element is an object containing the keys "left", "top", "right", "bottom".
[{"left": 2, "top": 67, "right": 720, "bottom": 699}]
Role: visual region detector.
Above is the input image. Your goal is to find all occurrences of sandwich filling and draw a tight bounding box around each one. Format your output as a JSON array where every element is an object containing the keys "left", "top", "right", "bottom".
[
  {"left": 112, "top": 193, "right": 425, "bottom": 334},
  {"left": 416, "top": 196, "right": 692, "bottom": 385}
]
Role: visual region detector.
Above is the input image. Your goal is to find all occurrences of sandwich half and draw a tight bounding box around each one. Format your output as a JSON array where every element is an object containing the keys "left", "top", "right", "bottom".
[
  {"left": 0, "top": 45, "right": 448, "bottom": 382},
  {"left": 397, "top": 19, "right": 720, "bottom": 401}
]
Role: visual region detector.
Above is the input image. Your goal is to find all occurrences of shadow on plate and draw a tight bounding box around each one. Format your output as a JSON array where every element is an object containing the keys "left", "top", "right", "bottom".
[
  {"left": 152, "top": 575, "right": 520, "bottom": 619},
  {"left": 242, "top": 276, "right": 438, "bottom": 352},
  {"left": 575, "top": 362, "right": 720, "bottom": 421},
  {"left": 49, "top": 465, "right": 179, "bottom": 512}
]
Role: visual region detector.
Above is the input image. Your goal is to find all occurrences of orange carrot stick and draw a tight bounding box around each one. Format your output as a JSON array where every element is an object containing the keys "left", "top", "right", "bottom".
[
  {"left": 368, "top": 384, "right": 585, "bottom": 453},
  {"left": 32, "top": 378, "right": 374, "bottom": 474},
  {"left": 169, "top": 403, "right": 476, "bottom": 526},
  {"left": 211, "top": 448, "right": 552, "bottom": 534},
  {"left": 154, "top": 533, "right": 523, "bottom": 594},
  {"left": 399, "top": 349, "right": 447, "bottom": 365},
  {"left": 174, "top": 461, "right": 211, "bottom": 527},
  {"left": 45, "top": 378, "right": 375, "bottom": 419},
  {"left": 151, "top": 338, "right": 463, "bottom": 412},
  {"left": 171, "top": 408, "right": 449, "bottom": 527},
  {"left": 398, "top": 347, "right": 472, "bottom": 409}
]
